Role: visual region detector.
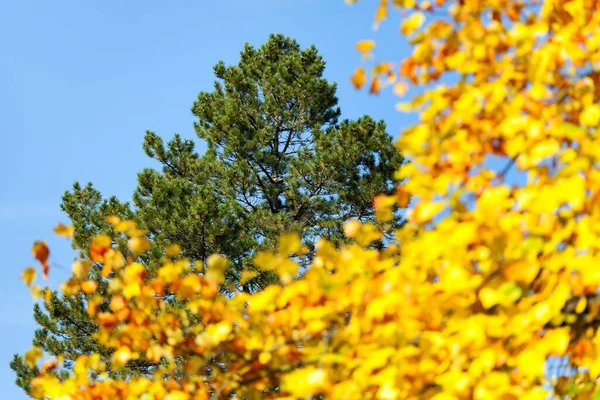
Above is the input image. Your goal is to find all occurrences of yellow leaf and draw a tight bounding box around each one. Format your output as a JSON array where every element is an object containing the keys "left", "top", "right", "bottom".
[
  {"left": 374, "top": 194, "right": 397, "bottom": 222},
  {"left": 343, "top": 220, "right": 362, "bottom": 238},
  {"left": 92, "top": 234, "right": 111, "bottom": 247},
  {"left": 575, "top": 297, "right": 587, "bottom": 314},
  {"left": 411, "top": 201, "right": 445, "bottom": 223},
  {"left": 165, "top": 244, "right": 181, "bottom": 258},
  {"left": 258, "top": 352, "right": 272, "bottom": 364},
  {"left": 377, "top": 383, "right": 399, "bottom": 400},
  {"left": 282, "top": 367, "right": 329, "bottom": 398},
  {"left": 29, "top": 285, "right": 44, "bottom": 300},
  {"left": 373, "top": 62, "right": 392, "bottom": 75},
  {"left": 351, "top": 67, "right": 367, "bottom": 89},
  {"left": 207, "top": 254, "right": 227, "bottom": 271},
  {"left": 248, "top": 286, "right": 280, "bottom": 313},
  {"left": 393, "top": 82, "right": 408, "bottom": 97},
  {"left": 164, "top": 392, "right": 189, "bottom": 400},
  {"left": 206, "top": 321, "right": 232, "bottom": 344},
  {"left": 580, "top": 104, "right": 600, "bottom": 127},
  {"left": 123, "top": 281, "right": 141, "bottom": 299},
  {"left": 374, "top": 0, "right": 388, "bottom": 26},
  {"left": 61, "top": 278, "right": 80, "bottom": 296},
  {"left": 128, "top": 237, "right": 151, "bottom": 254},
  {"left": 530, "top": 139, "right": 559, "bottom": 163},
  {"left": 479, "top": 287, "right": 500, "bottom": 309},
  {"left": 530, "top": 302, "right": 552, "bottom": 324},
  {"left": 21, "top": 267, "right": 36, "bottom": 286},
  {"left": 71, "top": 260, "right": 91, "bottom": 279},
  {"left": 431, "top": 393, "right": 459, "bottom": 400},
  {"left": 112, "top": 346, "right": 132, "bottom": 370},
  {"left": 44, "top": 288, "right": 52, "bottom": 303},
  {"left": 25, "top": 346, "right": 43, "bottom": 367},
  {"left": 516, "top": 349, "right": 545, "bottom": 379},
  {"left": 278, "top": 232, "right": 302, "bottom": 255},
  {"left": 356, "top": 40, "right": 375, "bottom": 53},
  {"left": 53, "top": 223, "right": 74, "bottom": 238},
  {"left": 395, "top": 102, "right": 414, "bottom": 112},
  {"left": 275, "top": 259, "right": 299, "bottom": 285},
  {"left": 240, "top": 270, "right": 258, "bottom": 284},
  {"left": 542, "top": 328, "right": 570, "bottom": 356},
  {"left": 529, "top": 83, "right": 549, "bottom": 100},
  {"left": 106, "top": 215, "right": 121, "bottom": 225},
  {"left": 115, "top": 220, "right": 137, "bottom": 234},
  {"left": 206, "top": 254, "right": 227, "bottom": 285},
  {"left": 400, "top": 12, "right": 425, "bottom": 36}
]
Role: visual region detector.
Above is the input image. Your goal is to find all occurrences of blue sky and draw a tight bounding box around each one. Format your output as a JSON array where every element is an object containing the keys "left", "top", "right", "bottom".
[{"left": 0, "top": 1, "right": 413, "bottom": 397}]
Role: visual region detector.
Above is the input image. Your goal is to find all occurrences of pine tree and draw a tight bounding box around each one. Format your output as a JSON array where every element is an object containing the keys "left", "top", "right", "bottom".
[{"left": 11, "top": 34, "right": 404, "bottom": 394}]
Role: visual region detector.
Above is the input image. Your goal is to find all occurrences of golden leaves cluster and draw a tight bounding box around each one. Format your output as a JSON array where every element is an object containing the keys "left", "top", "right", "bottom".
[
  {"left": 350, "top": 0, "right": 600, "bottom": 398},
  {"left": 20, "top": 0, "right": 600, "bottom": 399}
]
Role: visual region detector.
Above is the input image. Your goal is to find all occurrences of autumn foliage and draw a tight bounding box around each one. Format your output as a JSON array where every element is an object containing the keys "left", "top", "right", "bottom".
[{"left": 18, "top": 0, "right": 600, "bottom": 399}]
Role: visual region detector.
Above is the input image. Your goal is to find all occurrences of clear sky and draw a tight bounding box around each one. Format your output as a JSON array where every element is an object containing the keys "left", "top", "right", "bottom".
[{"left": 0, "top": 1, "right": 415, "bottom": 397}]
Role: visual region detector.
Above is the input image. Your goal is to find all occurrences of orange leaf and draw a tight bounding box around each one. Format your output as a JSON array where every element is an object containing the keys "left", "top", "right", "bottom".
[
  {"left": 81, "top": 280, "right": 99, "bottom": 294},
  {"left": 90, "top": 244, "right": 109, "bottom": 263},
  {"left": 504, "top": 261, "right": 540, "bottom": 284},
  {"left": 32, "top": 241, "right": 49, "bottom": 264},
  {"left": 351, "top": 67, "right": 367, "bottom": 89},
  {"left": 32, "top": 241, "right": 50, "bottom": 279},
  {"left": 90, "top": 235, "right": 111, "bottom": 262},
  {"left": 370, "top": 77, "right": 382, "bottom": 94},
  {"left": 97, "top": 312, "right": 118, "bottom": 330},
  {"left": 40, "top": 359, "right": 58, "bottom": 374},
  {"left": 396, "top": 187, "right": 411, "bottom": 208}
]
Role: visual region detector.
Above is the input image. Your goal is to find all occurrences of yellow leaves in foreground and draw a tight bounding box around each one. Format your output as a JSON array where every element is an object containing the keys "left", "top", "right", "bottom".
[{"left": 20, "top": 0, "right": 600, "bottom": 399}]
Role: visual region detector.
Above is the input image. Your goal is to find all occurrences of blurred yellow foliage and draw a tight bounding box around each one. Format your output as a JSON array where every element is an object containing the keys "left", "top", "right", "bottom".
[{"left": 20, "top": 0, "right": 600, "bottom": 399}]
